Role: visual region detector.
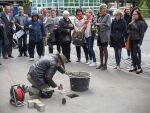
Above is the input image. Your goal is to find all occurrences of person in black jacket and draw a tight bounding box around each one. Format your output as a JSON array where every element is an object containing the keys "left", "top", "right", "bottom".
[
  {"left": 27, "top": 54, "right": 68, "bottom": 97},
  {"left": 129, "top": 7, "right": 148, "bottom": 64},
  {"left": 59, "top": 10, "right": 74, "bottom": 63},
  {"left": 110, "top": 10, "right": 127, "bottom": 70},
  {"left": 0, "top": 7, "right": 9, "bottom": 65},
  {"left": 1, "top": 5, "right": 14, "bottom": 59},
  {"left": 128, "top": 10, "right": 147, "bottom": 74}
]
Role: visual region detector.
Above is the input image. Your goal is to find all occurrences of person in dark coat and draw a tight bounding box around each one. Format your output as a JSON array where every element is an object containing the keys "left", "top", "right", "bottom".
[
  {"left": 129, "top": 7, "right": 148, "bottom": 64},
  {"left": 124, "top": 7, "right": 132, "bottom": 59},
  {"left": 110, "top": 10, "right": 127, "bottom": 70},
  {"left": 0, "top": 7, "right": 9, "bottom": 65},
  {"left": 14, "top": 6, "right": 28, "bottom": 57},
  {"left": 25, "top": 13, "right": 46, "bottom": 61},
  {"left": 59, "top": 10, "right": 74, "bottom": 63},
  {"left": 1, "top": 5, "right": 15, "bottom": 59},
  {"left": 27, "top": 54, "right": 68, "bottom": 97},
  {"left": 128, "top": 10, "right": 147, "bottom": 74}
]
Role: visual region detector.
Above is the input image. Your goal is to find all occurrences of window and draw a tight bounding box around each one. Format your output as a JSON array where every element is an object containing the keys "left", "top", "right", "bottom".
[
  {"left": 38, "top": 4, "right": 41, "bottom": 7},
  {"left": 47, "top": 0, "right": 52, "bottom": 3}
]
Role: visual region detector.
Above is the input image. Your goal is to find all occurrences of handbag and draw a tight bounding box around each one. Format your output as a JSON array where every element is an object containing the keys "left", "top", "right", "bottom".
[
  {"left": 72, "top": 31, "right": 84, "bottom": 46},
  {"left": 47, "top": 32, "right": 56, "bottom": 45},
  {"left": 125, "top": 36, "right": 130, "bottom": 50}
]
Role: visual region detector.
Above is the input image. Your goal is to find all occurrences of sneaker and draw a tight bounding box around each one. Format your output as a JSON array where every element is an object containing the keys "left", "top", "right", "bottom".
[
  {"left": 86, "top": 60, "right": 92, "bottom": 65},
  {"left": 89, "top": 62, "right": 97, "bottom": 67},
  {"left": 117, "top": 66, "right": 121, "bottom": 71},
  {"left": 37, "top": 56, "right": 41, "bottom": 59},
  {"left": 114, "top": 66, "right": 117, "bottom": 69},
  {"left": 136, "top": 69, "right": 143, "bottom": 74},
  {"left": 29, "top": 58, "right": 34, "bottom": 61}
]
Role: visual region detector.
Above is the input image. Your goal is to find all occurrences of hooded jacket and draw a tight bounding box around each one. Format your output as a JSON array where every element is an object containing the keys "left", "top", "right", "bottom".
[{"left": 25, "top": 13, "right": 45, "bottom": 42}]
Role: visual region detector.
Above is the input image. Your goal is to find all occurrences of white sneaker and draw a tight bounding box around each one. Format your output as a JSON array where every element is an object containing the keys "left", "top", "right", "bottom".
[
  {"left": 29, "top": 58, "right": 34, "bottom": 61},
  {"left": 126, "top": 56, "right": 130, "bottom": 60},
  {"left": 37, "top": 56, "right": 41, "bottom": 59},
  {"left": 89, "top": 62, "right": 97, "bottom": 67},
  {"left": 117, "top": 66, "right": 121, "bottom": 71},
  {"left": 86, "top": 60, "right": 92, "bottom": 65}
]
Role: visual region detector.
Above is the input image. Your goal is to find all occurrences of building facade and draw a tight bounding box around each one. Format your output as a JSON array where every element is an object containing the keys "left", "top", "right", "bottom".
[{"left": 31, "top": 0, "right": 101, "bottom": 15}]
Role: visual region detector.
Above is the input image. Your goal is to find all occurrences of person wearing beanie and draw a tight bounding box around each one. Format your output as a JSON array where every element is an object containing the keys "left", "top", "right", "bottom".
[{"left": 25, "top": 12, "right": 46, "bottom": 61}]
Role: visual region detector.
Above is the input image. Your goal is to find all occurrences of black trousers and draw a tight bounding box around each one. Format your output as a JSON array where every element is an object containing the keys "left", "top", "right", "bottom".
[
  {"left": 3, "top": 33, "right": 13, "bottom": 57},
  {"left": 130, "top": 40, "right": 141, "bottom": 69},
  {"left": 49, "top": 43, "right": 61, "bottom": 54},
  {"left": 18, "top": 34, "right": 27, "bottom": 54},
  {"left": 28, "top": 40, "right": 43, "bottom": 58},
  {"left": 61, "top": 42, "right": 71, "bottom": 60},
  {"left": 76, "top": 43, "right": 88, "bottom": 61}
]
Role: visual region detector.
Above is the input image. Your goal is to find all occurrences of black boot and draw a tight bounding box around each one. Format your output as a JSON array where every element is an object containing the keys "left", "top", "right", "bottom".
[
  {"left": 96, "top": 64, "right": 103, "bottom": 69},
  {"left": 129, "top": 68, "right": 137, "bottom": 72},
  {"left": 136, "top": 69, "right": 143, "bottom": 74},
  {"left": 76, "top": 58, "right": 80, "bottom": 62},
  {"left": 24, "top": 52, "right": 28, "bottom": 57}
]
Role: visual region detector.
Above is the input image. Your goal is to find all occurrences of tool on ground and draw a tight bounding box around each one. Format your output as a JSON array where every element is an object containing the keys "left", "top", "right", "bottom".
[{"left": 10, "top": 84, "right": 27, "bottom": 107}]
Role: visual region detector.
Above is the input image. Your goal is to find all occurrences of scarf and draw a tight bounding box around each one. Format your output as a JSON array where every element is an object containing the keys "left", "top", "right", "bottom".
[
  {"left": 76, "top": 15, "right": 84, "bottom": 20},
  {"left": 82, "top": 15, "right": 93, "bottom": 32},
  {"left": 99, "top": 12, "right": 106, "bottom": 16}
]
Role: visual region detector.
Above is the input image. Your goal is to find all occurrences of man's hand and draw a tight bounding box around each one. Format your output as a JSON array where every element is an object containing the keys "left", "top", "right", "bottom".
[
  {"left": 68, "top": 24, "right": 73, "bottom": 28},
  {"left": 138, "top": 44, "right": 141, "bottom": 47},
  {"left": 0, "top": 24, "right": 4, "bottom": 27},
  {"left": 21, "top": 26, "right": 24, "bottom": 30},
  {"left": 95, "top": 23, "right": 101, "bottom": 26}
]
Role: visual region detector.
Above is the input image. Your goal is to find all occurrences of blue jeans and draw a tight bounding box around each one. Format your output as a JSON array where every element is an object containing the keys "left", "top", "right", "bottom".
[
  {"left": 114, "top": 48, "right": 122, "bottom": 66},
  {"left": 86, "top": 36, "right": 96, "bottom": 62}
]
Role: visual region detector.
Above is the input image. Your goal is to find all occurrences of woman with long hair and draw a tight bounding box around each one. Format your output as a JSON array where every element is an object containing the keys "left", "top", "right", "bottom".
[
  {"left": 128, "top": 10, "right": 147, "bottom": 74},
  {"left": 124, "top": 7, "right": 131, "bottom": 59},
  {"left": 84, "top": 9, "right": 96, "bottom": 67}
]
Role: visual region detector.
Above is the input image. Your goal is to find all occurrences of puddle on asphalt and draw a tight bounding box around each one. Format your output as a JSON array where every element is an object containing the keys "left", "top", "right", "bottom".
[{"left": 66, "top": 93, "right": 79, "bottom": 98}]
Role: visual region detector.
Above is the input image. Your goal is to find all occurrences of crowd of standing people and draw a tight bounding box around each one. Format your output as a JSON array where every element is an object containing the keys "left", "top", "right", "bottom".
[{"left": 0, "top": 4, "right": 148, "bottom": 74}]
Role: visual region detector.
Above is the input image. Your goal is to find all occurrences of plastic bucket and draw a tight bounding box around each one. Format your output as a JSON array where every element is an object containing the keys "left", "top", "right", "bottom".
[{"left": 69, "top": 72, "right": 91, "bottom": 92}]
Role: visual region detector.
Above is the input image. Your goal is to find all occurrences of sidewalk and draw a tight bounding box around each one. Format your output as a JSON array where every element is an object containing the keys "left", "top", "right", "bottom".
[
  {"left": 0, "top": 48, "right": 150, "bottom": 113},
  {"left": 0, "top": 18, "right": 150, "bottom": 113}
]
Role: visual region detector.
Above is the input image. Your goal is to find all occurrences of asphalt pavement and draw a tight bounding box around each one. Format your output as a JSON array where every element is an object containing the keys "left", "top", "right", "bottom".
[{"left": 0, "top": 19, "right": 150, "bottom": 113}]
